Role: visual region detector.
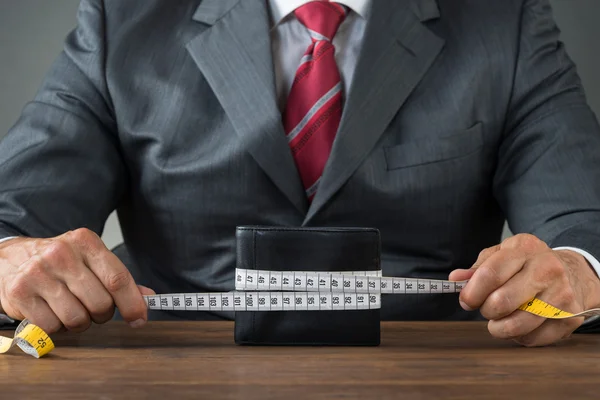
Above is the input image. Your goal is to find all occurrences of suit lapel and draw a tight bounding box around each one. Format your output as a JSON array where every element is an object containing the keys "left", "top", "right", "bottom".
[
  {"left": 187, "top": 0, "right": 308, "bottom": 215},
  {"left": 303, "top": 0, "right": 445, "bottom": 224}
]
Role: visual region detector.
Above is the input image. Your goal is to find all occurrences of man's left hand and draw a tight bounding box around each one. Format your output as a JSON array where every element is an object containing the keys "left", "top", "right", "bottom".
[{"left": 449, "top": 234, "right": 600, "bottom": 347}]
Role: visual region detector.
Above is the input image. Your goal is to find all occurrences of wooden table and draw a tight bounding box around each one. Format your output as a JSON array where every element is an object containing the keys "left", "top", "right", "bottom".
[{"left": 0, "top": 321, "right": 599, "bottom": 399}]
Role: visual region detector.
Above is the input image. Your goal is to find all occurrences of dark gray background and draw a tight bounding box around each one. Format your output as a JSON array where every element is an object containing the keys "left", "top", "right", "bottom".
[{"left": 1, "top": 0, "right": 599, "bottom": 247}]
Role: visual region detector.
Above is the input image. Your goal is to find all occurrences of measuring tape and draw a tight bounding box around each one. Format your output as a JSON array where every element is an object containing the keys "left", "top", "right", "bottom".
[
  {"left": 4, "top": 269, "right": 600, "bottom": 358},
  {"left": 142, "top": 269, "right": 464, "bottom": 312},
  {"left": 0, "top": 319, "right": 54, "bottom": 358}
]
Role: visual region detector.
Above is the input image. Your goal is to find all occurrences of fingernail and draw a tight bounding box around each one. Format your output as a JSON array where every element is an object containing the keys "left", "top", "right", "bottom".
[
  {"left": 460, "top": 300, "right": 474, "bottom": 311},
  {"left": 129, "top": 318, "right": 146, "bottom": 328}
]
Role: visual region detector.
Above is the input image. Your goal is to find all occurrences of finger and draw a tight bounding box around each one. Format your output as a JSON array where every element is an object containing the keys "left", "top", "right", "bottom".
[
  {"left": 487, "top": 310, "right": 546, "bottom": 340},
  {"left": 473, "top": 245, "right": 502, "bottom": 268},
  {"left": 481, "top": 250, "right": 574, "bottom": 320},
  {"left": 477, "top": 256, "right": 548, "bottom": 320},
  {"left": 459, "top": 249, "right": 527, "bottom": 311},
  {"left": 40, "top": 281, "right": 91, "bottom": 333},
  {"left": 62, "top": 263, "right": 115, "bottom": 325},
  {"left": 2, "top": 255, "right": 74, "bottom": 333},
  {"left": 137, "top": 285, "right": 156, "bottom": 296},
  {"left": 512, "top": 318, "right": 582, "bottom": 347},
  {"left": 449, "top": 245, "right": 501, "bottom": 281},
  {"left": 64, "top": 229, "right": 148, "bottom": 326},
  {"left": 448, "top": 268, "right": 476, "bottom": 282},
  {"left": 485, "top": 253, "right": 582, "bottom": 340},
  {"left": 87, "top": 251, "right": 148, "bottom": 325},
  {"left": 20, "top": 297, "right": 63, "bottom": 334},
  {"left": 68, "top": 276, "right": 115, "bottom": 325},
  {"left": 35, "top": 237, "right": 116, "bottom": 325}
]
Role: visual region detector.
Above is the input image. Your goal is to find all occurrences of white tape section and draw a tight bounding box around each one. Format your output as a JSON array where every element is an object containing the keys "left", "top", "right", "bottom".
[
  {"left": 144, "top": 291, "right": 381, "bottom": 312},
  {"left": 234, "top": 269, "right": 467, "bottom": 294},
  {"left": 143, "top": 269, "right": 468, "bottom": 312}
]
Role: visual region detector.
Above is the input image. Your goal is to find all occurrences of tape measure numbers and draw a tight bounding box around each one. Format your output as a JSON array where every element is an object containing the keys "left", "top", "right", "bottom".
[
  {"left": 518, "top": 298, "right": 600, "bottom": 319},
  {"left": 0, "top": 319, "right": 54, "bottom": 358},
  {"left": 4, "top": 268, "right": 600, "bottom": 358},
  {"left": 146, "top": 269, "right": 600, "bottom": 318},
  {"left": 145, "top": 291, "right": 382, "bottom": 312}
]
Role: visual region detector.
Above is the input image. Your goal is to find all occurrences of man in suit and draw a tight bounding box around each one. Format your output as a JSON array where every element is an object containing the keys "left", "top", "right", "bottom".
[{"left": 1, "top": 0, "right": 600, "bottom": 347}]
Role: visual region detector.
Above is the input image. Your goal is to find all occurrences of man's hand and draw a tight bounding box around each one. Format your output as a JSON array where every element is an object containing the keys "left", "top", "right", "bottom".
[
  {"left": 0, "top": 228, "right": 154, "bottom": 334},
  {"left": 449, "top": 234, "right": 600, "bottom": 347}
]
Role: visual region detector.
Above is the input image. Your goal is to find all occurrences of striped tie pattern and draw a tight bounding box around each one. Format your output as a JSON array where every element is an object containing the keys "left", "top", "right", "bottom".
[{"left": 283, "top": 1, "right": 348, "bottom": 202}]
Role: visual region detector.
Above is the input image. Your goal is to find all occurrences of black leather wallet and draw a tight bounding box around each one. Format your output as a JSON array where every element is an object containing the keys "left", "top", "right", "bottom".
[{"left": 234, "top": 226, "right": 381, "bottom": 346}]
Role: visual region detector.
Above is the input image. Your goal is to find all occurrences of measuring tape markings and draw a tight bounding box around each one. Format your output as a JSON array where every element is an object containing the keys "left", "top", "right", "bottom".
[
  {"left": 517, "top": 298, "right": 600, "bottom": 319},
  {"left": 144, "top": 291, "right": 382, "bottom": 312},
  {"left": 142, "top": 269, "right": 468, "bottom": 312},
  {"left": 0, "top": 319, "right": 54, "bottom": 358},
  {"left": 4, "top": 269, "right": 600, "bottom": 358},
  {"left": 234, "top": 269, "right": 468, "bottom": 294}
]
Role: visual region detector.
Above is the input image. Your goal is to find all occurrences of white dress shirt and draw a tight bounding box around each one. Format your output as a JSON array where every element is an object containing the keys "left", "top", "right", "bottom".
[{"left": 0, "top": 0, "right": 599, "bottom": 323}]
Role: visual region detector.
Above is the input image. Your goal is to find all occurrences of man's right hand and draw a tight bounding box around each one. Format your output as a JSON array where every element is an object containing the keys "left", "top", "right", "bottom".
[{"left": 0, "top": 228, "right": 154, "bottom": 334}]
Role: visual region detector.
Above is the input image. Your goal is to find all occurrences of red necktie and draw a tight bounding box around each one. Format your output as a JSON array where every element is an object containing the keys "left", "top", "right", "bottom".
[{"left": 283, "top": 1, "right": 347, "bottom": 202}]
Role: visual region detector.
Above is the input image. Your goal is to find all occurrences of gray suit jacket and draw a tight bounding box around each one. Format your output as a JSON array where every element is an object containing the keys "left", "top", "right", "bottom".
[{"left": 2, "top": 0, "right": 600, "bottom": 326}]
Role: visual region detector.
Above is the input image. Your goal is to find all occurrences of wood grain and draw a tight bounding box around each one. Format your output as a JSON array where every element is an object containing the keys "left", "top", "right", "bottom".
[{"left": 0, "top": 321, "right": 599, "bottom": 399}]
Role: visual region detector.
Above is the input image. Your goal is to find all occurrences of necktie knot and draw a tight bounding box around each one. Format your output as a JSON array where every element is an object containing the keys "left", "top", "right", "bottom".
[{"left": 294, "top": 1, "right": 348, "bottom": 42}]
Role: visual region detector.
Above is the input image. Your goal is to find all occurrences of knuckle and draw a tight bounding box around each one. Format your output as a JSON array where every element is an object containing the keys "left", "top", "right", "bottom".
[
  {"left": 500, "top": 235, "right": 519, "bottom": 249},
  {"left": 38, "top": 319, "right": 64, "bottom": 335},
  {"left": 68, "top": 228, "right": 102, "bottom": 251},
  {"left": 63, "top": 313, "right": 91, "bottom": 332},
  {"left": 53, "top": 284, "right": 71, "bottom": 301},
  {"left": 90, "top": 296, "right": 115, "bottom": 316},
  {"left": 476, "top": 265, "right": 502, "bottom": 287},
  {"left": 502, "top": 318, "right": 524, "bottom": 338},
  {"left": 106, "top": 271, "right": 131, "bottom": 293},
  {"left": 91, "top": 308, "right": 115, "bottom": 324},
  {"left": 543, "top": 255, "right": 566, "bottom": 279},
  {"left": 478, "top": 248, "right": 493, "bottom": 261},
  {"left": 41, "top": 240, "right": 73, "bottom": 266},
  {"left": 69, "top": 228, "right": 96, "bottom": 242},
  {"left": 555, "top": 286, "right": 576, "bottom": 308},
  {"left": 474, "top": 246, "right": 500, "bottom": 267},
  {"left": 503, "top": 234, "right": 545, "bottom": 253},
  {"left": 482, "top": 291, "right": 511, "bottom": 319},
  {"left": 530, "top": 254, "right": 565, "bottom": 288},
  {"left": 5, "top": 277, "right": 31, "bottom": 301},
  {"left": 21, "top": 256, "right": 47, "bottom": 278}
]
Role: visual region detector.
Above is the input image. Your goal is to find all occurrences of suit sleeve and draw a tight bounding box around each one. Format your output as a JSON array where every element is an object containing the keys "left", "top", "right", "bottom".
[
  {"left": 0, "top": 0, "right": 126, "bottom": 240},
  {"left": 494, "top": 0, "right": 600, "bottom": 332}
]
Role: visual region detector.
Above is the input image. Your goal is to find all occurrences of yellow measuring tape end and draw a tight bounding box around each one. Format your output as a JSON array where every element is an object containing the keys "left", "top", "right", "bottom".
[
  {"left": 518, "top": 298, "right": 576, "bottom": 319},
  {"left": 0, "top": 320, "right": 54, "bottom": 358}
]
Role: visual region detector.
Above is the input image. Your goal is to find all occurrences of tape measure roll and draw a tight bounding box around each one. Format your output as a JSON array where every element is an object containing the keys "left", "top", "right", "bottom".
[
  {"left": 0, "top": 319, "right": 54, "bottom": 358},
  {"left": 4, "top": 268, "right": 600, "bottom": 358}
]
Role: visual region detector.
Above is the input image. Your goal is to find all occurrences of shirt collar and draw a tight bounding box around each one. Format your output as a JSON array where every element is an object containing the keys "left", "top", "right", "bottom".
[{"left": 269, "top": 0, "right": 371, "bottom": 28}]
